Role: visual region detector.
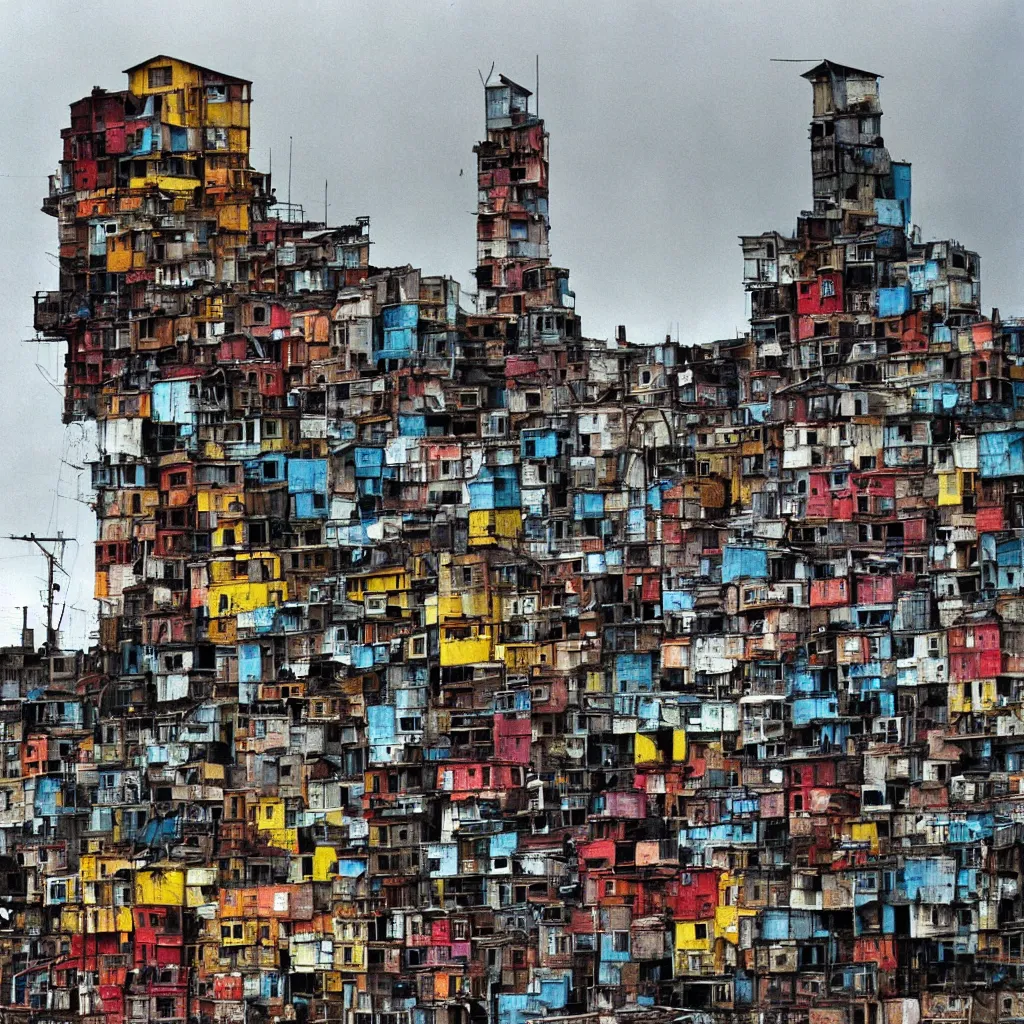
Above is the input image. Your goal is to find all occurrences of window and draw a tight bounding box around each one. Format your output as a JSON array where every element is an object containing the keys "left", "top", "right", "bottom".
[
  {"left": 148, "top": 66, "right": 173, "bottom": 88},
  {"left": 694, "top": 923, "right": 708, "bottom": 940},
  {"left": 205, "top": 127, "right": 228, "bottom": 150},
  {"left": 613, "top": 931, "right": 629, "bottom": 952},
  {"left": 820, "top": 278, "right": 835, "bottom": 298}
]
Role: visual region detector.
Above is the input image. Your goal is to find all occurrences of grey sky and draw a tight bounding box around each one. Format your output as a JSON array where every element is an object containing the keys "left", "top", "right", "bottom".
[{"left": 0, "top": 0, "right": 1020, "bottom": 647}]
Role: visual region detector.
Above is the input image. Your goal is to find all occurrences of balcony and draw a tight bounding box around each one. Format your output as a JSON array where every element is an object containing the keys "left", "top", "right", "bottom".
[{"left": 33, "top": 291, "right": 69, "bottom": 332}]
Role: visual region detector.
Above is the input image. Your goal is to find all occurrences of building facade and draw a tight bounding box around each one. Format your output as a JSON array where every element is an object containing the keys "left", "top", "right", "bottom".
[{"left": 15, "top": 54, "right": 1024, "bottom": 1024}]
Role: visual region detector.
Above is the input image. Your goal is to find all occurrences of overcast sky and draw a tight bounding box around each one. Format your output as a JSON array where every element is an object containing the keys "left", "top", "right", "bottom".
[{"left": 0, "top": 0, "right": 1020, "bottom": 648}]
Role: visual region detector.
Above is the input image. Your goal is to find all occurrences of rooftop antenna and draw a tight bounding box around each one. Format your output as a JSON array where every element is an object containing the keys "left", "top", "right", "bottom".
[
  {"left": 768, "top": 58, "right": 824, "bottom": 63},
  {"left": 535, "top": 54, "right": 539, "bottom": 117},
  {"left": 287, "top": 136, "right": 293, "bottom": 222},
  {"left": 477, "top": 62, "right": 495, "bottom": 88},
  {"left": 324, "top": 179, "right": 328, "bottom": 227},
  {"left": 477, "top": 63, "right": 495, "bottom": 128}
]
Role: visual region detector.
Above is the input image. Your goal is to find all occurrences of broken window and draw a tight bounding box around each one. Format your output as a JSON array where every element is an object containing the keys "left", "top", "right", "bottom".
[{"left": 148, "top": 66, "right": 172, "bottom": 89}]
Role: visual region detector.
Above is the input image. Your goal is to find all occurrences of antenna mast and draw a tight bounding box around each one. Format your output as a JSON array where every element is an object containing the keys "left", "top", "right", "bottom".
[{"left": 287, "top": 136, "right": 293, "bottom": 221}]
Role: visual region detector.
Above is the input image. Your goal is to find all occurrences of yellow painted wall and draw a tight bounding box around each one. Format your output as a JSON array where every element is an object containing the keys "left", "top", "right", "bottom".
[
  {"left": 217, "top": 202, "right": 249, "bottom": 232},
  {"left": 497, "top": 643, "right": 540, "bottom": 670},
  {"left": 255, "top": 799, "right": 298, "bottom": 853},
  {"left": 672, "top": 729, "right": 688, "bottom": 762},
  {"left": 220, "top": 919, "right": 257, "bottom": 946},
  {"left": 675, "top": 920, "right": 713, "bottom": 953},
  {"left": 128, "top": 173, "right": 199, "bottom": 193},
  {"left": 198, "top": 490, "right": 244, "bottom": 514},
  {"left": 107, "top": 235, "right": 133, "bottom": 272},
  {"left": 126, "top": 58, "right": 201, "bottom": 98},
  {"left": 257, "top": 798, "right": 285, "bottom": 831},
  {"left": 209, "top": 552, "right": 281, "bottom": 583},
  {"left": 135, "top": 865, "right": 185, "bottom": 906},
  {"left": 80, "top": 854, "right": 132, "bottom": 884},
  {"left": 468, "top": 509, "right": 522, "bottom": 546},
  {"left": 849, "top": 821, "right": 880, "bottom": 855},
  {"left": 313, "top": 847, "right": 337, "bottom": 882},
  {"left": 937, "top": 471, "right": 961, "bottom": 506},
  {"left": 949, "top": 679, "right": 996, "bottom": 714},
  {"left": 207, "top": 580, "right": 286, "bottom": 618},
  {"left": 715, "top": 872, "right": 754, "bottom": 947},
  {"left": 347, "top": 568, "right": 408, "bottom": 599},
  {"left": 205, "top": 100, "right": 248, "bottom": 130},
  {"left": 440, "top": 631, "right": 493, "bottom": 666},
  {"left": 634, "top": 733, "right": 660, "bottom": 765}
]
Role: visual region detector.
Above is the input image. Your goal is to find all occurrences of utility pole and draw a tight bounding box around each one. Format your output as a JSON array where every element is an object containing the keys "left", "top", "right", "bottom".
[
  {"left": 5, "top": 533, "right": 66, "bottom": 687},
  {"left": 287, "top": 135, "right": 293, "bottom": 221}
]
